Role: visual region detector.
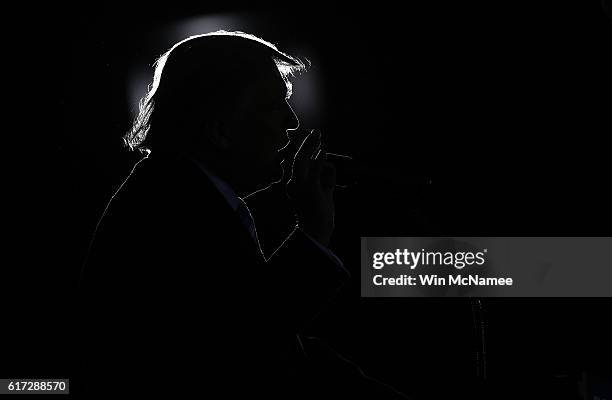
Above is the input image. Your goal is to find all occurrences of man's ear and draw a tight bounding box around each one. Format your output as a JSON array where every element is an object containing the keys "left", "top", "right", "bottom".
[{"left": 202, "top": 120, "right": 231, "bottom": 150}]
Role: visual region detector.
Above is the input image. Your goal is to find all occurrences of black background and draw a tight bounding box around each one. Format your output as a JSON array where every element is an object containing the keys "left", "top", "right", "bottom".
[{"left": 4, "top": 1, "right": 612, "bottom": 398}]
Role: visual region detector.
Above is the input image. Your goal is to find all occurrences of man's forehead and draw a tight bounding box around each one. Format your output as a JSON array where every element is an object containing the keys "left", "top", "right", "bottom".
[
  {"left": 247, "top": 68, "right": 290, "bottom": 98},
  {"left": 232, "top": 69, "right": 289, "bottom": 115}
]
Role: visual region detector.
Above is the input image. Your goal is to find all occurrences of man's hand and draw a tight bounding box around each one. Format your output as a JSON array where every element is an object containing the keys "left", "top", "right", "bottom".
[{"left": 287, "top": 129, "right": 337, "bottom": 247}]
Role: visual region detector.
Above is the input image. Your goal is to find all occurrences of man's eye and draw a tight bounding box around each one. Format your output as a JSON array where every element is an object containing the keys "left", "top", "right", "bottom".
[{"left": 262, "top": 102, "right": 283, "bottom": 111}]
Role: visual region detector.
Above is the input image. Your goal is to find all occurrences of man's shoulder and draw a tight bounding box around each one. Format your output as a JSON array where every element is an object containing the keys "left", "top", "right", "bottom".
[
  {"left": 86, "top": 153, "right": 253, "bottom": 277},
  {"left": 97, "top": 153, "right": 236, "bottom": 239},
  {"left": 118, "top": 154, "right": 219, "bottom": 207}
]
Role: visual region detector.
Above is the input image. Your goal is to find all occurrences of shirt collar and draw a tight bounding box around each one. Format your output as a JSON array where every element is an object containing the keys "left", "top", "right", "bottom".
[{"left": 189, "top": 157, "right": 241, "bottom": 212}]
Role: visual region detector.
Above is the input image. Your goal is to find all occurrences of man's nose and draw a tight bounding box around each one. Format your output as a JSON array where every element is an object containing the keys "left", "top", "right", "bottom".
[{"left": 285, "top": 101, "right": 300, "bottom": 132}]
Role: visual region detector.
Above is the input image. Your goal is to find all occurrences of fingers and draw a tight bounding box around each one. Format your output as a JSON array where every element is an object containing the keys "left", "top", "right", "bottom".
[
  {"left": 314, "top": 146, "right": 325, "bottom": 161},
  {"left": 290, "top": 129, "right": 336, "bottom": 193},
  {"left": 319, "top": 160, "right": 337, "bottom": 190},
  {"left": 293, "top": 129, "right": 321, "bottom": 184},
  {"left": 310, "top": 158, "right": 336, "bottom": 189},
  {"left": 295, "top": 129, "right": 321, "bottom": 161},
  {"left": 313, "top": 138, "right": 322, "bottom": 160},
  {"left": 282, "top": 129, "right": 308, "bottom": 157}
]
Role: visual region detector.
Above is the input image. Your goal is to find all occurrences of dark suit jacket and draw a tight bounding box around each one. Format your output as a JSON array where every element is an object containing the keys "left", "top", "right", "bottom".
[{"left": 79, "top": 152, "right": 408, "bottom": 399}]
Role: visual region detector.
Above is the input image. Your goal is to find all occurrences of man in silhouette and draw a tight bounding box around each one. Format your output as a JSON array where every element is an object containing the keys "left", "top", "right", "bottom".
[{"left": 81, "top": 31, "right": 407, "bottom": 398}]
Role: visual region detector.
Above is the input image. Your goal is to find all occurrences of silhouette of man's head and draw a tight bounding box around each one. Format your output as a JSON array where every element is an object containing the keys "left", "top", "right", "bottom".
[{"left": 125, "top": 31, "right": 306, "bottom": 195}]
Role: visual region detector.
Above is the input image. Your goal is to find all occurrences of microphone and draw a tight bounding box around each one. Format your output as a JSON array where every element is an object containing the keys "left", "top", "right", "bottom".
[{"left": 279, "top": 129, "right": 432, "bottom": 190}]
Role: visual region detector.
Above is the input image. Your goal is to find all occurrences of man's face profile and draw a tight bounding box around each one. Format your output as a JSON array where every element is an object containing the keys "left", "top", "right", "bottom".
[
  {"left": 221, "top": 67, "right": 300, "bottom": 189},
  {"left": 123, "top": 33, "right": 307, "bottom": 196}
]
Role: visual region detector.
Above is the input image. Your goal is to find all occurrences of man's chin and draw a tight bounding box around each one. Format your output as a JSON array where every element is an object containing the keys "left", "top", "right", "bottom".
[
  {"left": 268, "top": 163, "right": 285, "bottom": 185},
  {"left": 245, "top": 165, "right": 284, "bottom": 197}
]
